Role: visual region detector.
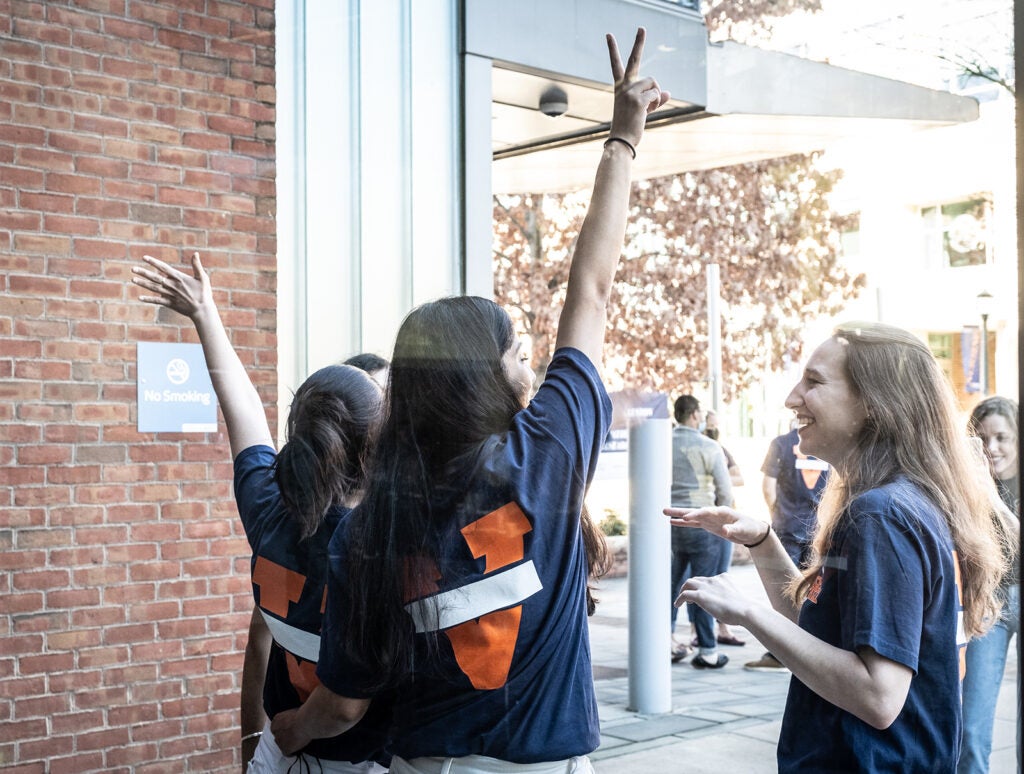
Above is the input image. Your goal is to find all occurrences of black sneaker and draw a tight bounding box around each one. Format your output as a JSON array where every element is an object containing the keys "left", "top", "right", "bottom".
[{"left": 691, "top": 653, "right": 728, "bottom": 669}]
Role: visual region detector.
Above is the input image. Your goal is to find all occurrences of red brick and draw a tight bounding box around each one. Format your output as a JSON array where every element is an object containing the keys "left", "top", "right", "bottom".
[
  {"left": 103, "top": 623, "right": 154, "bottom": 647},
  {"left": 0, "top": 592, "right": 43, "bottom": 614},
  {"left": 46, "top": 588, "right": 100, "bottom": 608},
  {"left": 127, "top": 562, "right": 183, "bottom": 583},
  {"left": 49, "top": 752, "right": 106, "bottom": 774},
  {"left": 73, "top": 483, "right": 128, "bottom": 503},
  {"left": 0, "top": 674, "right": 46, "bottom": 699},
  {"left": 45, "top": 505, "right": 103, "bottom": 526},
  {"left": 76, "top": 197, "right": 131, "bottom": 218},
  {"left": 47, "top": 668, "right": 100, "bottom": 693},
  {"left": 102, "top": 16, "right": 156, "bottom": 42},
  {"left": 19, "top": 735, "right": 75, "bottom": 763},
  {"left": 70, "top": 72, "right": 128, "bottom": 97},
  {"left": 74, "top": 445, "right": 126, "bottom": 464},
  {"left": 14, "top": 317, "right": 70, "bottom": 338},
  {"left": 46, "top": 627, "right": 102, "bottom": 651},
  {"left": 71, "top": 564, "right": 128, "bottom": 590},
  {"left": 0, "top": 544, "right": 47, "bottom": 569},
  {"left": 73, "top": 113, "right": 128, "bottom": 137},
  {"left": 43, "top": 214, "right": 101, "bottom": 236},
  {"left": 44, "top": 47, "right": 101, "bottom": 74},
  {"left": 46, "top": 172, "right": 102, "bottom": 196},
  {"left": 48, "top": 130, "right": 103, "bottom": 154},
  {"left": 49, "top": 258, "right": 105, "bottom": 279},
  {"left": 10, "top": 63, "right": 72, "bottom": 89},
  {"left": 44, "top": 88, "right": 103, "bottom": 116},
  {"left": 71, "top": 242, "right": 129, "bottom": 263},
  {"left": 19, "top": 649, "right": 75, "bottom": 676},
  {"left": 71, "top": 24, "right": 130, "bottom": 56},
  {"left": 131, "top": 161, "right": 182, "bottom": 183},
  {"left": 13, "top": 103, "right": 73, "bottom": 130},
  {"left": 12, "top": 568, "right": 70, "bottom": 591},
  {"left": 0, "top": 423, "right": 41, "bottom": 444}
]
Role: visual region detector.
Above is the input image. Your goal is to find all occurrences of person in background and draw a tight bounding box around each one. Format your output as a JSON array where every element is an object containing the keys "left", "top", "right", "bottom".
[
  {"left": 744, "top": 420, "right": 829, "bottom": 672},
  {"left": 343, "top": 353, "right": 390, "bottom": 388},
  {"left": 958, "top": 395, "right": 1020, "bottom": 774},
  {"left": 701, "top": 408, "right": 746, "bottom": 648},
  {"left": 668, "top": 322, "right": 1008, "bottom": 773},
  {"left": 268, "top": 28, "right": 668, "bottom": 773},
  {"left": 240, "top": 353, "right": 392, "bottom": 772},
  {"left": 133, "top": 254, "right": 389, "bottom": 773},
  {"left": 669, "top": 395, "right": 732, "bottom": 667},
  {"left": 704, "top": 410, "right": 743, "bottom": 487}
]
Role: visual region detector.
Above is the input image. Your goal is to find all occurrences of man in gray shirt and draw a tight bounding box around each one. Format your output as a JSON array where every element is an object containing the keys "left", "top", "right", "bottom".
[{"left": 670, "top": 395, "right": 732, "bottom": 668}]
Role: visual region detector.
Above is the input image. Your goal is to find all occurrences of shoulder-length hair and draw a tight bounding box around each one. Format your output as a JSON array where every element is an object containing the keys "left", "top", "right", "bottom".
[
  {"left": 969, "top": 395, "right": 1019, "bottom": 445},
  {"left": 342, "top": 296, "right": 608, "bottom": 686},
  {"left": 273, "top": 364, "right": 381, "bottom": 539},
  {"left": 793, "top": 322, "right": 1006, "bottom": 638}
]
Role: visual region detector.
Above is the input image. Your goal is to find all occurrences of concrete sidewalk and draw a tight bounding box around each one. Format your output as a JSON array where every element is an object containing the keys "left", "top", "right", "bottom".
[{"left": 586, "top": 567, "right": 1020, "bottom": 773}]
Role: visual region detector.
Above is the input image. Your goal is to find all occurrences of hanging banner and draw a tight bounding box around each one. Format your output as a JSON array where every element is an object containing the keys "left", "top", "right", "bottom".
[
  {"left": 961, "top": 326, "right": 981, "bottom": 394},
  {"left": 602, "top": 390, "right": 670, "bottom": 453},
  {"left": 137, "top": 342, "right": 218, "bottom": 432}
]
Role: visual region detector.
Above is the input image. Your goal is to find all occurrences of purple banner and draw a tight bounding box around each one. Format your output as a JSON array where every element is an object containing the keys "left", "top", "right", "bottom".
[{"left": 962, "top": 326, "right": 981, "bottom": 393}]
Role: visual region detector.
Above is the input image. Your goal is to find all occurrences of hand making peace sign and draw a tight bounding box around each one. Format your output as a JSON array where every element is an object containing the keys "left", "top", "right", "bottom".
[{"left": 606, "top": 28, "right": 670, "bottom": 150}]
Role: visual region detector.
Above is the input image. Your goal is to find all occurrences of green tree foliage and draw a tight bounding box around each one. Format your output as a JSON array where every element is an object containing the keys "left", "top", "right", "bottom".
[{"left": 493, "top": 154, "right": 864, "bottom": 399}]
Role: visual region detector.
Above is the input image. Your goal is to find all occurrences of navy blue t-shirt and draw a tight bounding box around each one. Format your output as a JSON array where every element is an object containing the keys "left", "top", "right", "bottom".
[
  {"left": 317, "top": 347, "right": 612, "bottom": 763},
  {"left": 234, "top": 445, "right": 389, "bottom": 765},
  {"left": 777, "top": 477, "right": 965, "bottom": 773},
  {"left": 761, "top": 428, "right": 828, "bottom": 543}
]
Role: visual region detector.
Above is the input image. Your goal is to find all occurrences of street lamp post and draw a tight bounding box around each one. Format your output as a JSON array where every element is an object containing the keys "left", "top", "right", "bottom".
[
  {"left": 706, "top": 263, "right": 721, "bottom": 413},
  {"left": 976, "top": 290, "right": 994, "bottom": 395}
]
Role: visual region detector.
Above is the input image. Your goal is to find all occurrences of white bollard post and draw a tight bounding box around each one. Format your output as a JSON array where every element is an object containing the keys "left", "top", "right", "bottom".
[{"left": 627, "top": 416, "right": 672, "bottom": 714}]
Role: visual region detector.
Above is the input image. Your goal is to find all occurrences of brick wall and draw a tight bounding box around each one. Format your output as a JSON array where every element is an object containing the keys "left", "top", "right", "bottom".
[{"left": 0, "top": 2, "right": 276, "bottom": 771}]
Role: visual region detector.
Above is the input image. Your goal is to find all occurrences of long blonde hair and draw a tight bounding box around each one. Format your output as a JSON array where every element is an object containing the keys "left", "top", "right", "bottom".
[{"left": 792, "top": 322, "right": 1007, "bottom": 637}]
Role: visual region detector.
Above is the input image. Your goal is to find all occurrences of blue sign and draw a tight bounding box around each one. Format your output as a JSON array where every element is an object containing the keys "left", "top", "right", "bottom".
[
  {"left": 137, "top": 342, "right": 218, "bottom": 433},
  {"left": 602, "top": 390, "right": 670, "bottom": 453}
]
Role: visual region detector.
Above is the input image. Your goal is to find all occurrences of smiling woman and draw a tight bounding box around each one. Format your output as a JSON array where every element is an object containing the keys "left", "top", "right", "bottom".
[
  {"left": 666, "top": 321, "right": 1011, "bottom": 773},
  {"left": 782, "top": 337, "right": 868, "bottom": 471},
  {"left": 959, "top": 396, "right": 1021, "bottom": 774}
]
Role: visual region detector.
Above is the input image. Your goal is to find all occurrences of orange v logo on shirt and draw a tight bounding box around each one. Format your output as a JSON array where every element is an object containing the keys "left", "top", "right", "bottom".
[
  {"left": 252, "top": 556, "right": 306, "bottom": 618},
  {"left": 404, "top": 502, "right": 542, "bottom": 690},
  {"left": 447, "top": 503, "right": 533, "bottom": 689},
  {"left": 252, "top": 556, "right": 324, "bottom": 695}
]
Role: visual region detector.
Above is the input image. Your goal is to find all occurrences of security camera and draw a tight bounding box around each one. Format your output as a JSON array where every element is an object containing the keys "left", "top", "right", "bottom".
[{"left": 539, "top": 85, "right": 568, "bottom": 118}]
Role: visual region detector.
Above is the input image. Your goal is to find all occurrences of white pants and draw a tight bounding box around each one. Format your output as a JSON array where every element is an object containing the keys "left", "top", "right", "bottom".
[
  {"left": 389, "top": 754, "right": 594, "bottom": 774},
  {"left": 246, "top": 721, "right": 387, "bottom": 774}
]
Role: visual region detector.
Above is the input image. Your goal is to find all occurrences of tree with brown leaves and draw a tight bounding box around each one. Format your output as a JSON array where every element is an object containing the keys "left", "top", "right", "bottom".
[{"left": 493, "top": 153, "right": 864, "bottom": 399}]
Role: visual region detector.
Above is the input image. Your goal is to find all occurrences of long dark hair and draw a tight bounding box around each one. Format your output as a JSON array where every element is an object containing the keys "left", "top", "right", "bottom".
[
  {"left": 274, "top": 365, "right": 381, "bottom": 538},
  {"left": 343, "top": 296, "right": 607, "bottom": 685}
]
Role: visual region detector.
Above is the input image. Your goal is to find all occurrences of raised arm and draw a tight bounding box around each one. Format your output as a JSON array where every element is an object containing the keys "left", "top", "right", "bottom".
[
  {"left": 554, "top": 28, "right": 669, "bottom": 364},
  {"left": 132, "top": 252, "right": 274, "bottom": 457}
]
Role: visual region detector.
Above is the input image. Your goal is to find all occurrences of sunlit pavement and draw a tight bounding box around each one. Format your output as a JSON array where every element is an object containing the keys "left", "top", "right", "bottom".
[{"left": 587, "top": 565, "right": 1020, "bottom": 773}]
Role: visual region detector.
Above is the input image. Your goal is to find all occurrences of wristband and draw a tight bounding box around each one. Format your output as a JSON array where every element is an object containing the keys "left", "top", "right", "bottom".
[
  {"left": 743, "top": 523, "right": 772, "bottom": 549},
  {"left": 241, "top": 731, "right": 262, "bottom": 742},
  {"left": 603, "top": 136, "right": 636, "bottom": 159}
]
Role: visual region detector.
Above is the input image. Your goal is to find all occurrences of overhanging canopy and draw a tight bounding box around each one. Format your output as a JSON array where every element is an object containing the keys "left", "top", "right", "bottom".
[{"left": 491, "top": 40, "right": 979, "bottom": 194}]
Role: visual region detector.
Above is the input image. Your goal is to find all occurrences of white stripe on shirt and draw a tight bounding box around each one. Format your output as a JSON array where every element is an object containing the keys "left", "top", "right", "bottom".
[
  {"left": 261, "top": 608, "right": 322, "bottom": 662},
  {"left": 404, "top": 561, "right": 543, "bottom": 633}
]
